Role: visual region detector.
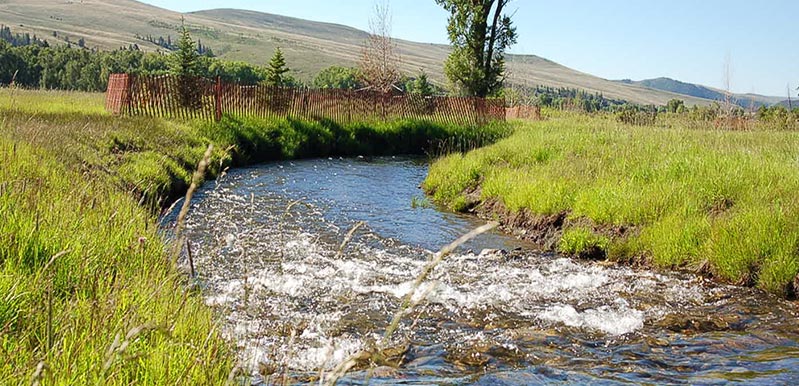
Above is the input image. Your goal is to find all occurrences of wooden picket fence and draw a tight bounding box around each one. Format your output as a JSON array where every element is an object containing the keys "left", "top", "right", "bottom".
[
  {"left": 105, "top": 74, "right": 506, "bottom": 125},
  {"left": 506, "top": 105, "right": 541, "bottom": 120}
]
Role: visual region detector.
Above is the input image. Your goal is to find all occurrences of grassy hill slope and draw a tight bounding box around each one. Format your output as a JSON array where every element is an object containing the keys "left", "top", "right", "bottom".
[
  {"left": 619, "top": 77, "right": 785, "bottom": 108},
  {"left": 0, "top": 0, "right": 731, "bottom": 105}
]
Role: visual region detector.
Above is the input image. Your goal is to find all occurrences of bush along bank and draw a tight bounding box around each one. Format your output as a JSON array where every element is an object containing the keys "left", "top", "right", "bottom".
[
  {"left": 423, "top": 116, "right": 799, "bottom": 299},
  {"left": 0, "top": 95, "right": 510, "bottom": 383}
]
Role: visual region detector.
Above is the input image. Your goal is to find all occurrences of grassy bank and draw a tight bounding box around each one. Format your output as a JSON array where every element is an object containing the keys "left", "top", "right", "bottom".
[
  {"left": 1, "top": 92, "right": 234, "bottom": 383},
  {"left": 0, "top": 88, "right": 508, "bottom": 383},
  {"left": 424, "top": 113, "right": 799, "bottom": 298}
]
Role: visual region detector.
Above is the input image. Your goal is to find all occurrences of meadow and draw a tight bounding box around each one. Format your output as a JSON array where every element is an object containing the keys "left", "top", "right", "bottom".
[
  {"left": 424, "top": 110, "right": 799, "bottom": 297},
  {"left": 0, "top": 87, "right": 508, "bottom": 383},
  {"left": 5, "top": 85, "right": 798, "bottom": 384}
]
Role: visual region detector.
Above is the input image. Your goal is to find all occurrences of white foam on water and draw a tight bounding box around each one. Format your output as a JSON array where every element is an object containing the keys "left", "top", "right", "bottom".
[
  {"left": 204, "top": 279, "right": 243, "bottom": 306},
  {"left": 536, "top": 301, "right": 645, "bottom": 336},
  {"left": 288, "top": 336, "right": 364, "bottom": 370},
  {"left": 180, "top": 180, "right": 719, "bottom": 375}
]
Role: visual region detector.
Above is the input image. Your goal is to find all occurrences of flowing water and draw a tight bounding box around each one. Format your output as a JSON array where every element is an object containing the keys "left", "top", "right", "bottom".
[{"left": 166, "top": 157, "right": 799, "bottom": 385}]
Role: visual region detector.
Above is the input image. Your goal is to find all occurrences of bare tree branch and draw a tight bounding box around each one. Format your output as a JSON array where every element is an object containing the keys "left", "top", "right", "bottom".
[{"left": 359, "top": 0, "right": 401, "bottom": 93}]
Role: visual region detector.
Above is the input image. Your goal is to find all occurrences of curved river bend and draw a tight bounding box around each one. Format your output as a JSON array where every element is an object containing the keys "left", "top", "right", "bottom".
[{"left": 166, "top": 157, "right": 799, "bottom": 385}]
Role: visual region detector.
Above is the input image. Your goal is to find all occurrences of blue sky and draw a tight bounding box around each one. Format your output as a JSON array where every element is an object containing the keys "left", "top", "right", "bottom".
[{"left": 141, "top": 0, "right": 798, "bottom": 97}]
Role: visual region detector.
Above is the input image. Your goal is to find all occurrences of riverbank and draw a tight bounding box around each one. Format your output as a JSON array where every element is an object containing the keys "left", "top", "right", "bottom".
[
  {"left": 0, "top": 88, "right": 509, "bottom": 383},
  {"left": 423, "top": 112, "right": 799, "bottom": 298}
]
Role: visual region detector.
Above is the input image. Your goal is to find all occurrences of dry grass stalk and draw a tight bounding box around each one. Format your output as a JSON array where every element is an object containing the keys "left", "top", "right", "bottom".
[
  {"left": 324, "top": 222, "right": 498, "bottom": 385},
  {"left": 323, "top": 351, "right": 372, "bottom": 386},
  {"left": 186, "top": 240, "right": 196, "bottom": 278},
  {"left": 334, "top": 221, "right": 365, "bottom": 259},
  {"left": 226, "top": 361, "right": 243, "bottom": 385},
  {"left": 172, "top": 144, "right": 214, "bottom": 260},
  {"left": 101, "top": 323, "right": 159, "bottom": 377},
  {"left": 379, "top": 221, "right": 498, "bottom": 347},
  {"left": 9, "top": 70, "right": 19, "bottom": 111},
  {"left": 30, "top": 361, "right": 49, "bottom": 386}
]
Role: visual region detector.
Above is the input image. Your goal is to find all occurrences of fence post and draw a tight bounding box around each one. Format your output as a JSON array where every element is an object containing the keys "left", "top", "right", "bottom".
[
  {"left": 215, "top": 76, "right": 222, "bottom": 122},
  {"left": 122, "top": 74, "right": 132, "bottom": 116}
]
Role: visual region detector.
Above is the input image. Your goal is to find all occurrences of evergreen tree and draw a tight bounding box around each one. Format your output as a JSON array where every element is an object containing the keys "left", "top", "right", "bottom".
[
  {"left": 170, "top": 18, "right": 201, "bottom": 108},
  {"left": 265, "top": 47, "right": 290, "bottom": 86},
  {"left": 407, "top": 70, "right": 434, "bottom": 96},
  {"left": 170, "top": 18, "right": 198, "bottom": 77}
]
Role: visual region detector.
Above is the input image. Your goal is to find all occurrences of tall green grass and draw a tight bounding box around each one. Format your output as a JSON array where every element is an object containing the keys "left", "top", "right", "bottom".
[
  {"left": 0, "top": 88, "right": 107, "bottom": 115},
  {"left": 424, "top": 113, "right": 799, "bottom": 297},
  {"left": 0, "top": 138, "right": 234, "bottom": 384},
  {"left": 1, "top": 89, "right": 510, "bottom": 383},
  {"left": 206, "top": 115, "right": 511, "bottom": 163}
]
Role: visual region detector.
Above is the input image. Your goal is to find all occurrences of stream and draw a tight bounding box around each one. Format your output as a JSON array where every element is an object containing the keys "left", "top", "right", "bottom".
[{"left": 165, "top": 157, "right": 799, "bottom": 385}]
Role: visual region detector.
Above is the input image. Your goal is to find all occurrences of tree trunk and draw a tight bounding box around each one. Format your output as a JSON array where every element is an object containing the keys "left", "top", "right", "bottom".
[{"left": 483, "top": 0, "right": 505, "bottom": 96}]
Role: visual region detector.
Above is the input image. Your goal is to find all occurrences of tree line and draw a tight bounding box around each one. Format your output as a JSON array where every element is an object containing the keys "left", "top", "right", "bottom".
[
  {"left": 2, "top": 1, "right": 516, "bottom": 97},
  {"left": 0, "top": 23, "right": 443, "bottom": 96},
  {"left": 1, "top": 25, "right": 49, "bottom": 48}
]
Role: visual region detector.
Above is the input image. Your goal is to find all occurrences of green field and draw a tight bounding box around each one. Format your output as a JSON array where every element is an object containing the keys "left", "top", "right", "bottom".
[
  {"left": 0, "top": 88, "right": 507, "bottom": 383},
  {"left": 424, "top": 111, "right": 799, "bottom": 297}
]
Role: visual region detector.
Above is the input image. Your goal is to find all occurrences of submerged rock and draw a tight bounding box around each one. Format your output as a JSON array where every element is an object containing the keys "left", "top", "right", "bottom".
[
  {"left": 478, "top": 248, "right": 508, "bottom": 259},
  {"left": 655, "top": 314, "right": 744, "bottom": 334},
  {"left": 371, "top": 365, "right": 399, "bottom": 378}
]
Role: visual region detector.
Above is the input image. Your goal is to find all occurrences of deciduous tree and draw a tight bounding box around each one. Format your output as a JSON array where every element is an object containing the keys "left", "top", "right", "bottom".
[
  {"left": 313, "top": 66, "right": 361, "bottom": 89},
  {"left": 358, "top": 1, "right": 401, "bottom": 93},
  {"left": 666, "top": 98, "right": 686, "bottom": 114},
  {"left": 435, "top": 0, "right": 517, "bottom": 97}
]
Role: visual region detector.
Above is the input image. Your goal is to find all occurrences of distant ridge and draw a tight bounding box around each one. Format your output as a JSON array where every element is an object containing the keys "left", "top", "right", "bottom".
[
  {"left": 618, "top": 77, "right": 784, "bottom": 108},
  {"left": 774, "top": 99, "right": 799, "bottom": 110}
]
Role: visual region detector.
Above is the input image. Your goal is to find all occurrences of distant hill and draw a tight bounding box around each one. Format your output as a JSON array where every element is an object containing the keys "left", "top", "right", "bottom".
[
  {"left": 0, "top": 0, "right": 758, "bottom": 106},
  {"left": 774, "top": 100, "right": 799, "bottom": 110},
  {"left": 617, "top": 77, "right": 784, "bottom": 108}
]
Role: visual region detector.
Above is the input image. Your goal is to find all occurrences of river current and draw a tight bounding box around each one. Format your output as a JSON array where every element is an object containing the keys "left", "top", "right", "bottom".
[{"left": 165, "top": 157, "right": 799, "bottom": 385}]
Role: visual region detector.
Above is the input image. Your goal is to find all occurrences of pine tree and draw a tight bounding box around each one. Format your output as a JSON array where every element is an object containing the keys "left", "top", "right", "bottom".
[
  {"left": 171, "top": 18, "right": 201, "bottom": 109},
  {"left": 170, "top": 18, "right": 198, "bottom": 77},
  {"left": 410, "top": 70, "right": 434, "bottom": 96},
  {"left": 265, "top": 47, "right": 290, "bottom": 86}
]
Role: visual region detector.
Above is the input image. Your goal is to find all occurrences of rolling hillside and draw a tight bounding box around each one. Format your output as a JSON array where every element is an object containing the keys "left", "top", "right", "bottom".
[
  {"left": 0, "top": 0, "right": 766, "bottom": 106},
  {"left": 618, "top": 77, "right": 785, "bottom": 109},
  {"left": 775, "top": 99, "right": 799, "bottom": 110}
]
